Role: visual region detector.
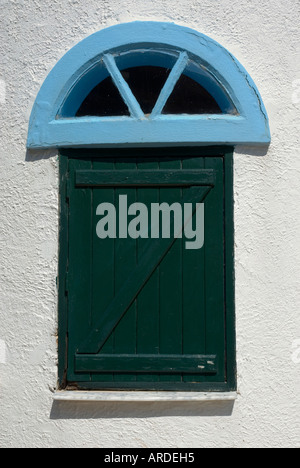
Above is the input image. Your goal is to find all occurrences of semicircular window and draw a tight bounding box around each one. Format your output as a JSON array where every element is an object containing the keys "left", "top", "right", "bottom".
[
  {"left": 61, "top": 50, "right": 236, "bottom": 119},
  {"left": 76, "top": 66, "right": 172, "bottom": 117},
  {"left": 162, "top": 73, "right": 222, "bottom": 114}
]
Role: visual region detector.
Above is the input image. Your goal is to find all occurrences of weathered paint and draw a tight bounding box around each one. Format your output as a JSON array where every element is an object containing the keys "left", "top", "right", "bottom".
[
  {"left": 27, "top": 22, "right": 271, "bottom": 149},
  {"left": 0, "top": 0, "right": 299, "bottom": 449},
  {"left": 61, "top": 149, "right": 234, "bottom": 391}
]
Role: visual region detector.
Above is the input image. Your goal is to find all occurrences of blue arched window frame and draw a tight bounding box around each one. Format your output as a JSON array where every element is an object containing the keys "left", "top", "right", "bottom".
[{"left": 27, "top": 22, "right": 271, "bottom": 149}]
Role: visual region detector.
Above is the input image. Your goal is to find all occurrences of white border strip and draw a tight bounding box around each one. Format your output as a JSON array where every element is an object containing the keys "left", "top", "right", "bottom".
[{"left": 53, "top": 391, "right": 237, "bottom": 402}]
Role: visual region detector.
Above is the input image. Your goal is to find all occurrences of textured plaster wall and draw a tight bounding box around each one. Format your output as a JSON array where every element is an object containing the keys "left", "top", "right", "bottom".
[{"left": 0, "top": 0, "right": 300, "bottom": 448}]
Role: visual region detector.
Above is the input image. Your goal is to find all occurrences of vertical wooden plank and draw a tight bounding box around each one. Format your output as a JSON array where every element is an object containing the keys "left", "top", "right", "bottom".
[
  {"left": 64, "top": 149, "right": 230, "bottom": 390},
  {"left": 136, "top": 156, "right": 160, "bottom": 383},
  {"left": 91, "top": 157, "right": 115, "bottom": 383},
  {"left": 67, "top": 157, "right": 93, "bottom": 383},
  {"left": 159, "top": 157, "right": 182, "bottom": 383},
  {"left": 182, "top": 155, "right": 206, "bottom": 384},
  {"left": 224, "top": 151, "right": 237, "bottom": 390},
  {"left": 204, "top": 156, "right": 226, "bottom": 383},
  {"left": 113, "top": 157, "right": 137, "bottom": 383},
  {"left": 58, "top": 153, "right": 69, "bottom": 388}
]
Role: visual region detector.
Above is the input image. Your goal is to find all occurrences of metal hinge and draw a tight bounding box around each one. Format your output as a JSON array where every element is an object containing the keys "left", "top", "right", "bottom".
[
  {"left": 65, "top": 271, "right": 69, "bottom": 295},
  {"left": 65, "top": 174, "right": 70, "bottom": 204}
]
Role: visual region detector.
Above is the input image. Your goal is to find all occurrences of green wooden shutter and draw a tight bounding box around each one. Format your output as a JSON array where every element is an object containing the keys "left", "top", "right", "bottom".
[{"left": 59, "top": 148, "right": 236, "bottom": 391}]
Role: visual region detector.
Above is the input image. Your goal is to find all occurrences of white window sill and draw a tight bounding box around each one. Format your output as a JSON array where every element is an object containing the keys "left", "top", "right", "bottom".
[{"left": 53, "top": 391, "right": 237, "bottom": 402}]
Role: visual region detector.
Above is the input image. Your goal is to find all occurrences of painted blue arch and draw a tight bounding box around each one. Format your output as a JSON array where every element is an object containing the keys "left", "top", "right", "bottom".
[
  {"left": 27, "top": 22, "right": 271, "bottom": 148},
  {"left": 61, "top": 48, "right": 235, "bottom": 118}
]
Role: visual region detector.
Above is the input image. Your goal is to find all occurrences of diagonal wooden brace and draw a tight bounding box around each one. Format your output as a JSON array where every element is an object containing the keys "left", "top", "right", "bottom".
[{"left": 77, "top": 185, "right": 212, "bottom": 355}]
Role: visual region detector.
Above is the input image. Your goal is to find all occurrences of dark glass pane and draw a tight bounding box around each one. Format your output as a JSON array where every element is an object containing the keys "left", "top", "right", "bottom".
[
  {"left": 121, "top": 66, "right": 171, "bottom": 115},
  {"left": 163, "top": 74, "right": 222, "bottom": 115},
  {"left": 76, "top": 76, "right": 130, "bottom": 117}
]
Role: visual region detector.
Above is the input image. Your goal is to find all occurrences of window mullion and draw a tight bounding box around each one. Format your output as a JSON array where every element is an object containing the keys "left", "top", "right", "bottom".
[
  {"left": 150, "top": 52, "right": 189, "bottom": 119},
  {"left": 103, "top": 54, "right": 145, "bottom": 120}
]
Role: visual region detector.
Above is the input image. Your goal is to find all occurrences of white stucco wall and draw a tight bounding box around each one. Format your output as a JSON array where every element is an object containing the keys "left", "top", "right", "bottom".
[{"left": 0, "top": 0, "right": 299, "bottom": 448}]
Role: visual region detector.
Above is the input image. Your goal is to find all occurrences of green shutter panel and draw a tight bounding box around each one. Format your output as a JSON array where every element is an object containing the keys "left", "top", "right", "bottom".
[{"left": 63, "top": 149, "right": 231, "bottom": 391}]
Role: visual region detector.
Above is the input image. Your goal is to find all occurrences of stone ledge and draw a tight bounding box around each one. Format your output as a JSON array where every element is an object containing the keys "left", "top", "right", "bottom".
[{"left": 53, "top": 391, "right": 238, "bottom": 402}]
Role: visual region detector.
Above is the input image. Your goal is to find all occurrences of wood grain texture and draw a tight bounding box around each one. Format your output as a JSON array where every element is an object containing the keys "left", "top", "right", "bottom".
[
  {"left": 75, "top": 354, "right": 218, "bottom": 374},
  {"left": 60, "top": 148, "right": 236, "bottom": 391},
  {"left": 75, "top": 169, "right": 216, "bottom": 187}
]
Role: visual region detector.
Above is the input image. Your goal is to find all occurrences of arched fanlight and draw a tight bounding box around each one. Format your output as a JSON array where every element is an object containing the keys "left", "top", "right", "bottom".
[{"left": 27, "top": 22, "right": 270, "bottom": 148}]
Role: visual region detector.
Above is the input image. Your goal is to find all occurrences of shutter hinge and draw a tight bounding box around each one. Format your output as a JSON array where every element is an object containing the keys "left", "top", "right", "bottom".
[
  {"left": 65, "top": 174, "right": 70, "bottom": 204},
  {"left": 65, "top": 271, "right": 69, "bottom": 295}
]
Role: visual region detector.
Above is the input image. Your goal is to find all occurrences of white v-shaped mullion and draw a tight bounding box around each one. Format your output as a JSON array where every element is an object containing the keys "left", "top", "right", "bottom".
[
  {"left": 103, "top": 54, "right": 145, "bottom": 120},
  {"left": 150, "top": 52, "right": 189, "bottom": 119}
]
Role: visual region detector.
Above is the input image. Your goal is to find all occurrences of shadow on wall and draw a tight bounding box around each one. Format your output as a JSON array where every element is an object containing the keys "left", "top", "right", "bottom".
[
  {"left": 25, "top": 148, "right": 59, "bottom": 162},
  {"left": 50, "top": 400, "right": 235, "bottom": 420},
  {"left": 25, "top": 146, "right": 270, "bottom": 163},
  {"left": 234, "top": 145, "right": 269, "bottom": 157}
]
